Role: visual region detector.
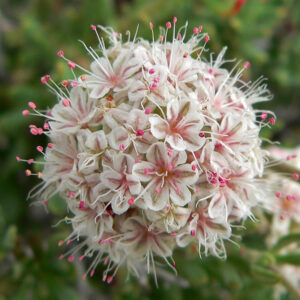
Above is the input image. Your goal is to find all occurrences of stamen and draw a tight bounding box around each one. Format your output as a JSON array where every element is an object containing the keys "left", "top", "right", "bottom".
[
  {"left": 136, "top": 129, "right": 144, "bottom": 136},
  {"left": 36, "top": 146, "right": 44, "bottom": 153},
  {"left": 79, "top": 201, "right": 85, "bottom": 210},
  {"left": 150, "top": 83, "right": 157, "bottom": 90},
  {"left": 61, "top": 80, "right": 69, "bottom": 87},
  {"left": 128, "top": 198, "right": 135, "bottom": 205},
  {"left": 71, "top": 81, "right": 78, "bottom": 87},
  {"left": 269, "top": 117, "right": 275, "bottom": 125},
  {"left": 67, "top": 61, "right": 76, "bottom": 69},
  {"left": 57, "top": 50, "right": 64, "bottom": 57},
  {"left": 243, "top": 61, "right": 250, "bottom": 69},
  {"left": 260, "top": 112, "right": 267, "bottom": 120},
  {"left": 68, "top": 255, "right": 75, "bottom": 262},
  {"left": 62, "top": 98, "right": 70, "bottom": 107},
  {"left": 22, "top": 110, "right": 30, "bottom": 116},
  {"left": 28, "top": 102, "right": 36, "bottom": 109},
  {"left": 41, "top": 75, "right": 50, "bottom": 84}
]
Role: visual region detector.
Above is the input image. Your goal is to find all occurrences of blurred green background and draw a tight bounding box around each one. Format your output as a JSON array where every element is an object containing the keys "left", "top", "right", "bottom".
[{"left": 1, "top": 0, "right": 300, "bottom": 299}]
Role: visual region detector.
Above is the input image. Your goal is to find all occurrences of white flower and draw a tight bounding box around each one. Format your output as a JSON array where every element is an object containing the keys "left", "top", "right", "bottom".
[
  {"left": 50, "top": 87, "right": 103, "bottom": 134},
  {"left": 100, "top": 152, "right": 141, "bottom": 214},
  {"left": 145, "top": 204, "right": 191, "bottom": 233},
  {"left": 83, "top": 50, "right": 141, "bottom": 99},
  {"left": 120, "top": 216, "right": 176, "bottom": 264},
  {"left": 176, "top": 201, "right": 231, "bottom": 258},
  {"left": 133, "top": 142, "right": 198, "bottom": 210},
  {"left": 149, "top": 98, "right": 205, "bottom": 151},
  {"left": 107, "top": 108, "right": 155, "bottom": 153}
]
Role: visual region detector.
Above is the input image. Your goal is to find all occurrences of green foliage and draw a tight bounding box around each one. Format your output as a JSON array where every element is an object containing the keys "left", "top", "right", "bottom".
[
  {"left": 1, "top": 0, "right": 300, "bottom": 299},
  {"left": 272, "top": 233, "right": 300, "bottom": 253}
]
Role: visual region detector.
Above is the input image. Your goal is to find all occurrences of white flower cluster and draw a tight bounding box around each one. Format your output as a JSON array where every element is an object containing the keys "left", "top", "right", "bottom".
[
  {"left": 22, "top": 20, "right": 276, "bottom": 283},
  {"left": 266, "top": 147, "right": 300, "bottom": 224}
]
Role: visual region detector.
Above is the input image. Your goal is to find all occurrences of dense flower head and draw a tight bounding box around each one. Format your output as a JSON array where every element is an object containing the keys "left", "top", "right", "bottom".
[{"left": 19, "top": 19, "right": 289, "bottom": 284}]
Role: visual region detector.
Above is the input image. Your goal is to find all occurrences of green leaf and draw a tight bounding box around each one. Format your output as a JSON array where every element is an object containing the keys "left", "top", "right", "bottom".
[
  {"left": 271, "top": 233, "right": 300, "bottom": 253},
  {"left": 275, "top": 253, "right": 300, "bottom": 266},
  {"left": 251, "top": 265, "right": 281, "bottom": 283}
]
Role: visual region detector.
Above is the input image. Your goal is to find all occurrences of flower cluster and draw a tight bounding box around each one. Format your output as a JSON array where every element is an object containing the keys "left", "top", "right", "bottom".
[
  {"left": 263, "top": 147, "right": 300, "bottom": 299},
  {"left": 19, "top": 19, "right": 293, "bottom": 283},
  {"left": 265, "top": 147, "right": 300, "bottom": 224}
]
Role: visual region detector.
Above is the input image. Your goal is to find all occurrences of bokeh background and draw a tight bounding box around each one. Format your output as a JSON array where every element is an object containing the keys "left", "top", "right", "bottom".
[{"left": 0, "top": 0, "right": 300, "bottom": 299}]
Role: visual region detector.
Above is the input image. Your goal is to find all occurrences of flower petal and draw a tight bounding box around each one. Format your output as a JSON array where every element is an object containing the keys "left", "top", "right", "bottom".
[
  {"left": 85, "top": 130, "right": 107, "bottom": 151},
  {"left": 132, "top": 161, "right": 154, "bottom": 182},
  {"left": 128, "top": 109, "right": 148, "bottom": 130},
  {"left": 173, "top": 164, "right": 199, "bottom": 185},
  {"left": 108, "top": 126, "right": 130, "bottom": 150},
  {"left": 170, "top": 183, "right": 191, "bottom": 206},
  {"left": 166, "top": 98, "right": 180, "bottom": 121},
  {"left": 113, "top": 153, "right": 135, "bottom": 174},
  {"left": 166, "top": 133, "right": 186, "bottom": 151},
  {"left": 144, "top": 183, "right": 169, "bottom": 211},
  {"left": 100, "top": 170, "right": 122, "bottom": 190},
  {"left": 89, "top": 84, "right": 110, "bottom": 99},
  {"left": 126, "top": 174, "right": 142, "bottom": 195},
  {"left": 149, "top": 115, "right": 168, "bottom": 140},
  {"left": 135, "top": 132, "right": 156, "bottom": 153},
  {"left": 146, "top": 142, "right": 169, "bottom": 167},
  {"left": 111, "top": 193, "right": 130, "bottom": 215},
  {"left": 170, "top": 149, "right": 187, "bottom": 166}
]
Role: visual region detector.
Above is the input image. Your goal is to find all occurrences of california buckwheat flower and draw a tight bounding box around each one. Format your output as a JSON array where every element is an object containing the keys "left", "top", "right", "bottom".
[
  {"left": 132, "top": 142, "right": 198, "bottom": 210},
  {"left": 19, "top": 18, "right": 298, "bottom": 285}
]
